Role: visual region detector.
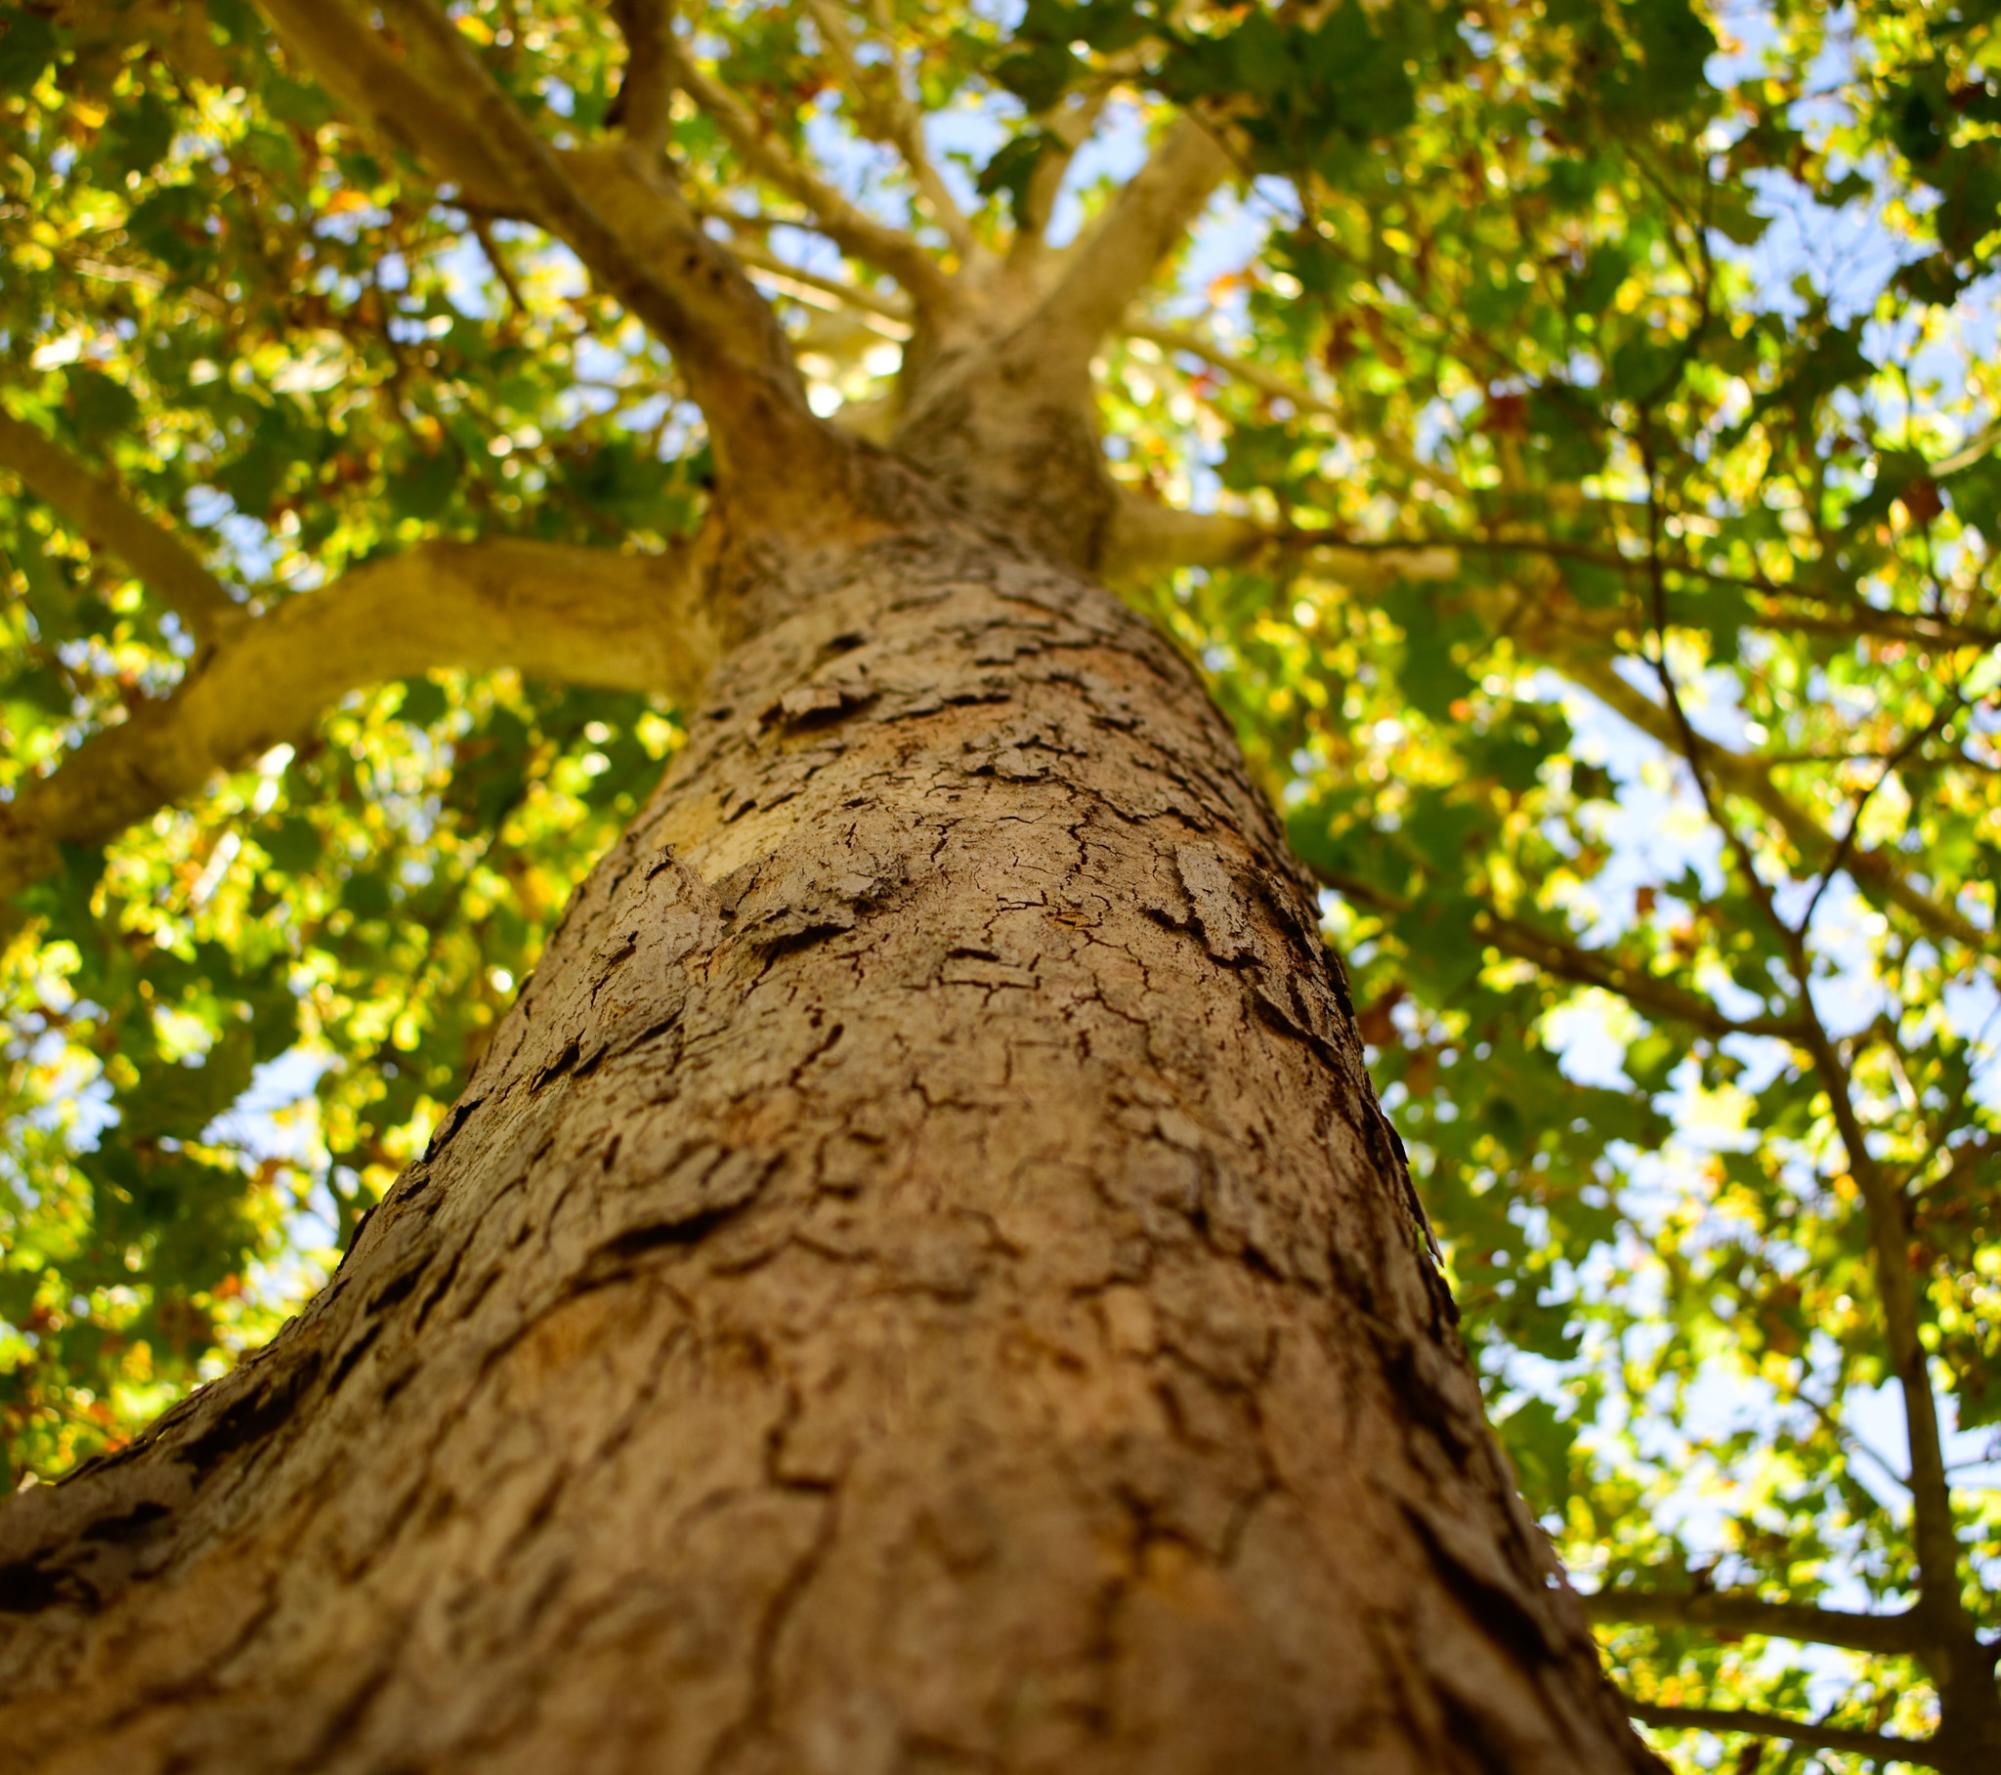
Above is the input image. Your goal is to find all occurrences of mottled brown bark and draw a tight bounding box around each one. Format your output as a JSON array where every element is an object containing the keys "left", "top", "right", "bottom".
[{"left": 0, "top": 519, "right": 1660, "bottom": 1774}]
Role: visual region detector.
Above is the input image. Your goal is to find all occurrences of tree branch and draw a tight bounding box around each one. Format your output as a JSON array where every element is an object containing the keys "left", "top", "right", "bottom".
[
  {"left": 658, "top": 24, "right": 959, "bottom": 316},
  {"left": 1017, "top": 114, "right": 1233, "bottom": 382},
  {"left": 0, "top": 405, "right": 238, "bottom": 647},
  {"left": 802, "top": 0, "right": 979, "bottom": 261},
  {"left": 1799, "top": 689, "right": 1968, "bottom": 934},
  {"left": 1108, "top": 502, "right": 2001, "bottom": 651},
  {"left": 1003, "top": 88, "right": 1113, "bottom": 279},
  {"left": 256, "top": 0, "right": 830, "bottom": 489},
  {"left": 609, "top": 0, "right": 676, "bottom": 152},
  {"left": 1102, "top": 491, "right": 1987, "bottom": 951},
  {"left": 1126, "top": 318, "right": 1343, "bottom": 422},
  {"left": 255, "top": 0, "right": 518, "bottom": 202},
  {"left": 1798, "top": 1009, "right": 1989, "bottom": 1699},
  {"left": 371, "top": 2, "right": 797, "bottom": 415},
  {"left": 0, "top": 538, "right": 714, "bottom": 909},
  {"left": 1311, "top": 866, "right": 1806, "bottom": 1042},
  {"left": 1630, "top": 424, "right": 1999, "bottom": 1757},
  {"left": 1573, "top": 659, "right": 1986, "bottom": 952},
  {"left": 1582, "top": 1586, "right": 1923, "bottom": 1656},
  {"left": 728, "top": 238, "right": 912, "bottom": 334},
  {"left": 1627, "top": 1699, "right": 1940, "bottom": 1766}
]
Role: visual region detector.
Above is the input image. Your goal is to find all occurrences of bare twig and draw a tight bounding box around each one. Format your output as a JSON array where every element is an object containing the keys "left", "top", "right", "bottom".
[
  {"left": 1581, "top": 1585, "right": 1922, "bottom": 1657},
  {"left": 1627, "top": 1698, "right": 1940, "bottom": 1766},
  {"left": 1312, "top": 866, "right": 1805, "bottom": 1042}
]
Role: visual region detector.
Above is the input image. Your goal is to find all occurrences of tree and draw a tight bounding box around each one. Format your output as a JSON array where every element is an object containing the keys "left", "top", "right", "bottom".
[{"left": 0, "top": 1, "right": 1996, "bottom": 1770}]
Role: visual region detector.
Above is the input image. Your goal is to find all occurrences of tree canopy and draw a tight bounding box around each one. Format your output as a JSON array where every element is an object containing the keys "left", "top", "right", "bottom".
[{"left": 2, "top": 0, "right": 1998, "bottom": 1767}]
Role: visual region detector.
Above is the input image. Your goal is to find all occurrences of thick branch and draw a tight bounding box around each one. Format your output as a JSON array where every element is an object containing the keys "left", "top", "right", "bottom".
[
  {"left": 0, "top": 539, "right": 713, "bottom": 908},
  {"left": 1004, "top": 89, "right": 1112, "bottom": 278},
  {"left": 257, "top": 0, "right": 828, "bottom": 488},
  {"left": 1627, "top": 1699, "right": 1940, "bottom": 1766},
  {"left": 1103, "top": 499, "right": 1987, "bottom": 952},
  {"left": 255, "top": 0, "right": 518, "bottom": 201},
  {"left": 1100, "top": 495, "right": 1452, "bottom": 581},
  {"left": 609, "top": 0, "right": 676, "bottom": 152},
  {"left": 1582, "top": 1586, "right": 1923, "bottom": 1656},
  {"left": 1110, "top": 503, "right": 2000, "bottom": 650},
  {"left": 0, "top": 406, "right": 238, "bottom": 645},
  {"left": 1017, "top": 115, "right": 1232, "bottom": 383},
  {"left": 372, "top": 4, "right": 798, "bottom": 424}
]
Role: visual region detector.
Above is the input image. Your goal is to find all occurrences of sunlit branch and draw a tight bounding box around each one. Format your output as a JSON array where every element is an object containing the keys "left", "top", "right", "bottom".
[
  {"left": 1110, "top": 328, "right": 1482, "bottom": 508},
  {"left": 802, "top": 0, "right": 979, "bottom": 261},
  {"left": 257, "top": 0, "right": 823, "bottom": 486},
  {"left": 658, "top": 26, "right": 959, "bottom": 315},
  {"left": 1098, "top": 495, "right": 1446, "bottom": 582},
  {"left": 1019, "top": 115, "right": 1233, "bottom": 383},
  {"left": 1626, "top": 1699, "right": 1940, "bottom": 1766},
  {"left": 0, "top": 538, "right": 714, "bottom": 913},
  {"left": 372, "top": 3, "right": 797, "bottom": 413},
  {"left": 1102, "top": 485, "right": 1989, "bottom": 953},
  {"left": 256, "top": 0, "right": 518, "bottom": 203},
  {"left": 729, "top": 240, "right": 912, "bottom": 333},
  {"left": 1003, "top": 86, "right": 1113, "bottom": 278},
  {"left": 1126, "top": 319, "right": 1342, "bottom": 422},
  {"left": 1781, "top": 608, "right": 1998, "bottom": 652},
  {"left": 609, "top": 0, "right": 676, "bottom": 152},
  {"left": 1581, "top": 1586, "right": 1923, "bottom": 1656},
  {"left": 1119, "top": 504, "right": 2000, "bottom": 650},
  {"left": 0, "top": 405, "right": 239, "bottom": 647}
]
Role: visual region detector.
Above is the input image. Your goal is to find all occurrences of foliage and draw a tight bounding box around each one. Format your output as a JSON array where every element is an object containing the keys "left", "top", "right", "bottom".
[{"left": 2, "top": 0, "right": 1998, "bottom": 1766}]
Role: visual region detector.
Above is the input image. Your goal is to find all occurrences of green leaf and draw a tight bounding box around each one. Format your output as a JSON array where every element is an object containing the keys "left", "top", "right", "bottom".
[
  {"left": 0, "top": 12, "right": 56, "bottom": 91},
  {"left": 67, "top": 369, "right": 140, "bottom": 443}
]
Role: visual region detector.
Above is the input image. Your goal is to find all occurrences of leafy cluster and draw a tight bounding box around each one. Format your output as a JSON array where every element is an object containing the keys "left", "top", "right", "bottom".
[{"left": 2, "top": 1, "right": 1998, "bottom": 1767}]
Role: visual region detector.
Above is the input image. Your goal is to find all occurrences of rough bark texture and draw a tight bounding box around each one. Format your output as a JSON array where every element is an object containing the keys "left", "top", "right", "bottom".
[{"left": 0, "top": 523, "right": 1660, "bottom": 1773}]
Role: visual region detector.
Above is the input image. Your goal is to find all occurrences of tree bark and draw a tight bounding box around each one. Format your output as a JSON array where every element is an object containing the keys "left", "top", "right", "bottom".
[{"left": 0, "top": 520, "right": 1659, "bottom": 1774}]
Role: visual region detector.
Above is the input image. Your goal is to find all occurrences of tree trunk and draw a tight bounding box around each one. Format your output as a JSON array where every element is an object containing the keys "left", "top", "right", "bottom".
[{"left": 0, "top": 520, "right": 1658, "bottom": 1774}]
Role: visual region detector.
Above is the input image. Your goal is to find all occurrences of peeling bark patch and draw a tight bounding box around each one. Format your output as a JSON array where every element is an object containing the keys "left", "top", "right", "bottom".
[
  {"left": 77, "top": 1501, "right": 171, "bottom": 1545},
  {"left": 759, "top": 683, "right": 876, "bottom": 733},
  {"left": 744, "top": 914, "right": 853, "bottom": 963},
  {"left": 591, "top": 1203, "right": 749, "bottom": 1267},
  {"left": 423, "top": 1093, "right": 486, "bottom": 1163},
  {"left": 1172, "top": 844, "right": 1257, "bottom": 966},
  {"left": 367, "top": 1264, "right": 428, "bottom": 1317},
  {"left": 534, "top": 1036, "right": 585, "bottom": 1087},
  {"left": 324, "top": 1324, "right": 385, "bottom": 1398},
  {"left": 175, "top": 1347, "right": 324, "bottom": 1480},
  {"left": 0, "top": 1560, "right": 72, "bottom": 1616}
]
